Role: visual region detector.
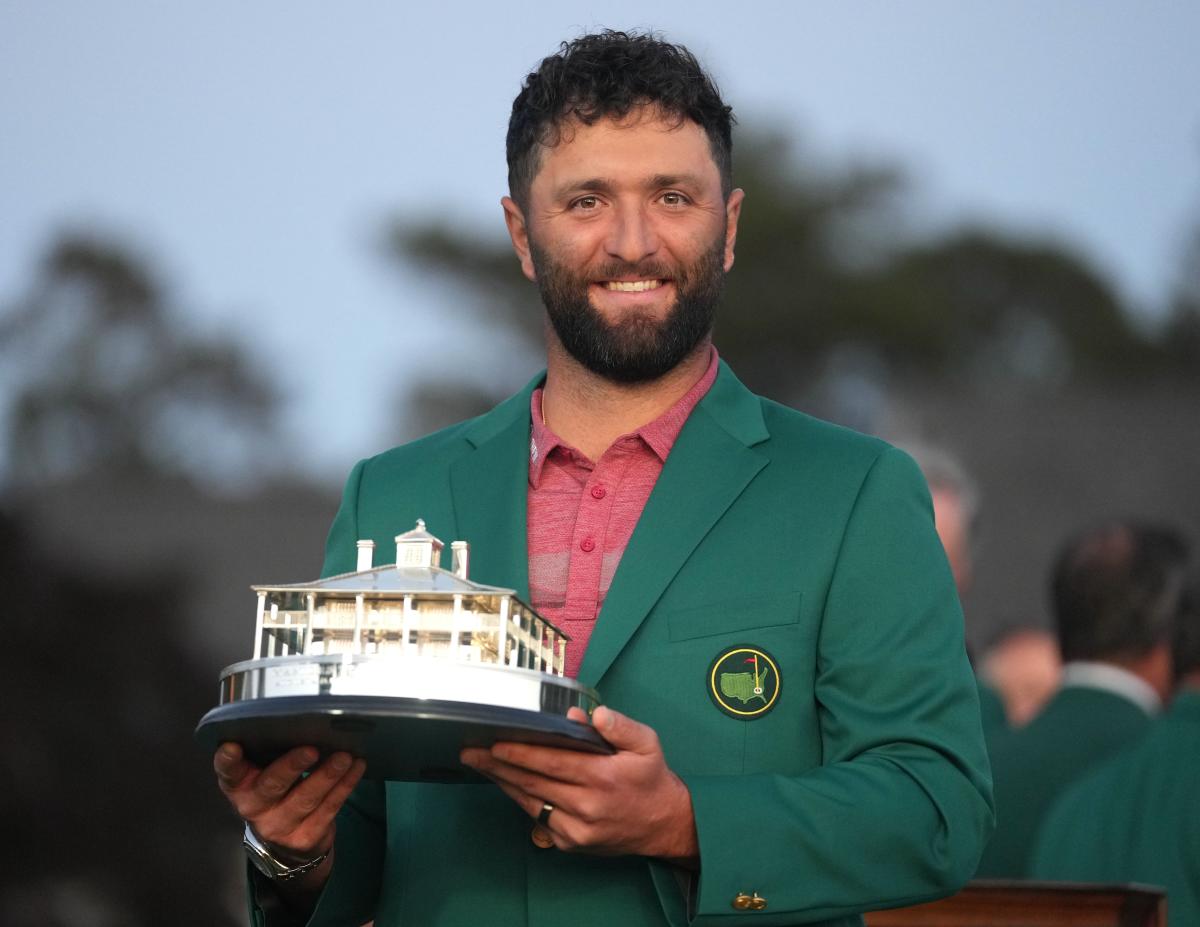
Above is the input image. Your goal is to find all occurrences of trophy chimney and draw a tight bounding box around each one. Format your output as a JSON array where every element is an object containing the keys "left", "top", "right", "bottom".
[
  {"left": 451, "top": 541, "right": 470, "bottom": 579},
  {"left": 356, "top": 540, "right": 375, "bottom": 572}
]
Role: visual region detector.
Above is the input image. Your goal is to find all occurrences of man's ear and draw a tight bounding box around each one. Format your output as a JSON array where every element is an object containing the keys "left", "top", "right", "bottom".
[
  {"left": 502, "top": 196, "right": 538, "bottom": 282},
  {"left": 722, "top": 188, "right": 745, "bottom": 273}
]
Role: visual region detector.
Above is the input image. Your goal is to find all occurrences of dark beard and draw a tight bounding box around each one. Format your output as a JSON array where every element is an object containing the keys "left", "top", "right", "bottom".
[{"left": 530, "top": 237, "right": 726, "bottom": 384}]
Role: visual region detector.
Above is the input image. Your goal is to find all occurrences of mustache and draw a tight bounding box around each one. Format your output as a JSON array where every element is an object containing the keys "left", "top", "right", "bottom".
[{"left": 591, "top": 260, "right": 676, "bottom": 281}]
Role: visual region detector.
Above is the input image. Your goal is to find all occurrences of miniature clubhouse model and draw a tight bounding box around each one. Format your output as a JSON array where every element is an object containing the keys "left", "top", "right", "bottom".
[{"left": 196, "top": 521, "right": 609, "bottom": 781}]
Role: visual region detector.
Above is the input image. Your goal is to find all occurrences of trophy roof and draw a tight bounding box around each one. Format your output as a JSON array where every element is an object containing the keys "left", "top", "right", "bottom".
[
  {"left": 252, "top": 563, "right": 518, "bottom": 598},
  {"left": 395, "top": 519, "right": 443, "bottom": 547}
]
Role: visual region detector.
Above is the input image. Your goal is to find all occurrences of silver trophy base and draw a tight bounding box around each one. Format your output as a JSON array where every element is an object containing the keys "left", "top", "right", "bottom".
[{"left": 195, "top": 654, "right": 611, "bottom": 782}]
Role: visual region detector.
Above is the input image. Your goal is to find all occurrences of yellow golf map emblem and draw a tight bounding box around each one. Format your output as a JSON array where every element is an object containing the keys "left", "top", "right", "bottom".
[{"left": 708, "top": 645, "right": 780, "bottom": 719}]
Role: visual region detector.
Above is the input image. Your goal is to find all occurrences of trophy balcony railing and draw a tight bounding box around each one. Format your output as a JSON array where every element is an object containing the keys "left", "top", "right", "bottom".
[{"left": 252, "top": 590, "right": 567, "bottom": 677}]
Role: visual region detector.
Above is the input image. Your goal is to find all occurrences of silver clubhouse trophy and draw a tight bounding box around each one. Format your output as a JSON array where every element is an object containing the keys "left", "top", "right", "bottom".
[{"left": 196, "top": 520, "right": 610, "bottom": 781}]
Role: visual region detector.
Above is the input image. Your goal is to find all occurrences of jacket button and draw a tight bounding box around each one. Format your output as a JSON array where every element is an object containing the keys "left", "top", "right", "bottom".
[
  {"left": 732, "top": 893, "right": 753, "bottom": 910},
  {"left": 530, "top": 825, "right": 554, "bottom": 849},
  {"left": 749, "top": 894, "right": 768, "bottom": 910}
]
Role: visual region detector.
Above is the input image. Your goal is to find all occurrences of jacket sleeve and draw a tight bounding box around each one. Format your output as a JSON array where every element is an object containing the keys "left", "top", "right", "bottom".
[{"left": 676, "top": 447, "right": 995, "bottom": 924}]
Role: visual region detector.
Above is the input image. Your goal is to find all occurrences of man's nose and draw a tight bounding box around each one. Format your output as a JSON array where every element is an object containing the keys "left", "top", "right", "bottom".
[{"left": 604, "top": 204, "right": 660, "bottom": 264}]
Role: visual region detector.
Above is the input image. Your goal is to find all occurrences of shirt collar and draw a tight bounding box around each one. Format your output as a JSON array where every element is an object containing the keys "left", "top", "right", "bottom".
[
  {"left": 1060, "top": 660, "right": 1163, "bottom": 716},
  {"left": 528, "top": 347, "right": 720, "bottom": 487}
]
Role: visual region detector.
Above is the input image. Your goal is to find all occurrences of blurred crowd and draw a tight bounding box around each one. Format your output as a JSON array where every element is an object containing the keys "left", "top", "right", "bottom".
[{"left": 910, "top": 444, "right": 1198, "bottom": 924}]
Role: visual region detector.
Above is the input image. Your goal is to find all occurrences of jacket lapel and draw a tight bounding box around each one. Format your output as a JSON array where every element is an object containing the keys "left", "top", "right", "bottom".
[
  {"left": 577, "top": 363, "right": 770, "bottom": 688},
  {"left": 448, "top": 377, "right": 540, "bottom": 602}
]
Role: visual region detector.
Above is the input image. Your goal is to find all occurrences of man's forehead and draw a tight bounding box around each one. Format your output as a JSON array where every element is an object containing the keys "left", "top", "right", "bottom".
[{"left": 528, "top": 111, "right": 720, "bottom": 191}]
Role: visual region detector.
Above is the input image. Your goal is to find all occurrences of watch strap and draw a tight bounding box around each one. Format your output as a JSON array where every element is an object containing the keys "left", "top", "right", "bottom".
[{"left": 243, "top": 823, "right": 329, "bottom": 881}]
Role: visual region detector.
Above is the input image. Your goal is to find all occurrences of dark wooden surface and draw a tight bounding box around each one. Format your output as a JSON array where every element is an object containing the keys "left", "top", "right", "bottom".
[{"left": 865, "top": 881, "right": 1166, "bottom": 927}]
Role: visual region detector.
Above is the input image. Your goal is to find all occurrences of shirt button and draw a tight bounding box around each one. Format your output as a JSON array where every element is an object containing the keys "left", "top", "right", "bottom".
[
  {"left": 580, "top": 537, "right": 595, "bottom": 552},
  {"left": 590, "top": 485, "right": 606, "bottom": 500}
]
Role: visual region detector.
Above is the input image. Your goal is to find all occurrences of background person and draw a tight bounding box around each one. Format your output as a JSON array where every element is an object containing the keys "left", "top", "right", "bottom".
[
  {"left": 979, "top": 625, "right": 1061, "bottom": 727},
  {"left": 902, "top": 440, "right": 1006, "bottom": 732},
  {"left": 975, "top": 520, "right": 1190, "bottom": 877},
  {"left": 1029, "top": 579, "right": 1199, "bottom": 925}
]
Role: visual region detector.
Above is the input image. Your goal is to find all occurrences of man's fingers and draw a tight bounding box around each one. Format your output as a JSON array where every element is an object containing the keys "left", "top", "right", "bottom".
[
  {"left": 260, "top": 754, "right": 352, "bottom": 830},
  {"left": 566, "top": 706, "right": 592, "bottom": 724},
  {"left": 253, "top": 746, "right": 320, "bottom": 801},
  {"left": 252, "top": 753, "right": 364, "bottom": 848},
  {"left": 277, "top": 757, "right": 368, "bottom": 851},
  {"left": 213, "top": 742, "right": 253, "bottom": 791},
  {"left": 591, "top": 706, "right": 658, "bottom": 754},
  {"left": 463, "top": 744, "right": 583, "bottom": 791}
]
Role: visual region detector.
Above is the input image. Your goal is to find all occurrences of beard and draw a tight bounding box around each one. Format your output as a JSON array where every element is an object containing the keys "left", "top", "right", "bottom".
[{"left": 529, "top": 234, "right": 727, "bottom": 384}]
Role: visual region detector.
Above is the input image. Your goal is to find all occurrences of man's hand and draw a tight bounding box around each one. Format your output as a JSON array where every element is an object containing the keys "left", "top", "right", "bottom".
[
  {"left": 460, "top": 707, "right": 698, "bottom": 866},
  {"left": 214, "top": 743, "right": 366, "bottom": 869}
]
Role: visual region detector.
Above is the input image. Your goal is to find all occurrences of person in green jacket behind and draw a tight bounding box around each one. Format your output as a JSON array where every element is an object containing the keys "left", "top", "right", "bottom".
[
  {"left": 901, "top": 440, "right": 1007, "bottom": 735},
  {"left": 976, "top": 521, "right": 1190, "bottom": 878},
  {"left": 213, "top": 29, "right": 995, "bottom": 926},
  {"left": 1030, "top": 580, "right": 1199, "bottom": 926}
]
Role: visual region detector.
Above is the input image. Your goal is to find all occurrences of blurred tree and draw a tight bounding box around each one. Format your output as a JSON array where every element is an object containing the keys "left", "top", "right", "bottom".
[
  {"left": 1160, "top": 213, "right": 1200, "bottom": 373},
  {"left": 0, "top": 510, "right": 238, "bottom": 926},
  {"left": 0, "top": 234, "right": 278, "bottom": 489},
  {"left": 384, "top": 129, "right": 1185, "bottom": 428},
  {"left": 867, "top": 229, "right": 1159, "bottom": 385}
]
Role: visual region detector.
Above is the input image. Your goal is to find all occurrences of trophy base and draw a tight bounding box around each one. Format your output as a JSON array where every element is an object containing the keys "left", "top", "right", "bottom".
[{"left": 195, "top": 694, "right": 612, "bottom": 782}]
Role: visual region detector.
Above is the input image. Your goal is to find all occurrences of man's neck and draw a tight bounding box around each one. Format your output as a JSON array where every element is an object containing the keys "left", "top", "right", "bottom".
[{"left": 541, "top": 338, "right": 713, "bottom": 462}]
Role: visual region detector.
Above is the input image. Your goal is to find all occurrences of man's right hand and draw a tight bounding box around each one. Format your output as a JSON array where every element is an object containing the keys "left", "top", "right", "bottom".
[{"left": 214, "top": 742, "right": 367, "bottom": 883}]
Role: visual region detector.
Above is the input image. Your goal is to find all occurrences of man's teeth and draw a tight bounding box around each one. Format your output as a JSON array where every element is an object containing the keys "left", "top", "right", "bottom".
[{"left": 604, "top": 280, "right": 663, "bottom": 292}]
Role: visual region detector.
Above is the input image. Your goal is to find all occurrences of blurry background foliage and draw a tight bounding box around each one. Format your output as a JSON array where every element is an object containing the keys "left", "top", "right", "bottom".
[
  {"left": 1, "top": 128, "right": 1198, "bottom": 926},
  {"left": 389, "top": 132, "right": 1198, "bottom": 433}
]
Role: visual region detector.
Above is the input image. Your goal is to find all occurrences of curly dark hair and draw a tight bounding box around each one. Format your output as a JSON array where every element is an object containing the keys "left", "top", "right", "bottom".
[{"left": 506, "top": 30, "right": 736, "bottom": 209}]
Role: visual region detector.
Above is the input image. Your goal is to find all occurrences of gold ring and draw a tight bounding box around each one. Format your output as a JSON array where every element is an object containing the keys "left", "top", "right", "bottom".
[{"left": 537, "top": 802, "right": 554, "bottom": 827}]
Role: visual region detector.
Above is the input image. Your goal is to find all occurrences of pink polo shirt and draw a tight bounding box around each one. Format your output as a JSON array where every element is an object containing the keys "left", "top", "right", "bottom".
[{"left": 527, "top": 350, "right": 719, "bottom": 677}]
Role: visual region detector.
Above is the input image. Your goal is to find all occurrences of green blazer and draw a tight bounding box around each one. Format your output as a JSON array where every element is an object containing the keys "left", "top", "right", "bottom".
[
  {"left": 975, "top": 684, "right": 1153, "bottom": 878},
  {"left": 1029, "top": 691, "right": 1200, "bottom": 927},
  {"left": 252, "top": 363, "right": 994, "bottom": 927},
  {"left": 976, "top": 677, "right": 1008, "bottom": 736}
]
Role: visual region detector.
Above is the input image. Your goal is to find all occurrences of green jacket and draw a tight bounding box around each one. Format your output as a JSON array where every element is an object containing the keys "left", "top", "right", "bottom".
[
  {"left": 976, "top": 677, "right": 1008, "bottom": 736},
  {"left": 1029, "top": 690, "right": 1200, "bottom": 927},
  {"left": 253, "top": 363, "right": 994, "bottom": 926},
  {"left": 975, "top": 684, "right": 1152, "bottom": 878}
]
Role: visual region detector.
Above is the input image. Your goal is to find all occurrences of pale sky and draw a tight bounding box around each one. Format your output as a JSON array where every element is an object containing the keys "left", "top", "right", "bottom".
[{"left": 3, "top": 1, "right": 1198, "bottom": 483}]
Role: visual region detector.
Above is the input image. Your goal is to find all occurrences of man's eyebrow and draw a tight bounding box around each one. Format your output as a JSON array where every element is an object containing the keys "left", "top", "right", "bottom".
[
  {"left": 549, "top": 173, "right": 709, "bottom": 201},
  {"left": 550, "top": 177, "right": 616, "bottom": 201},
  {"left": 648, "top": 172, "right": 706, "bottom": 190}
]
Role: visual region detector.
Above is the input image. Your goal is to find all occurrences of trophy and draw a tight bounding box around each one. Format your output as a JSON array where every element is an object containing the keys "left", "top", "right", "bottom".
[{"left": 196, "top": 520, "right": 611, "bottom": 781}]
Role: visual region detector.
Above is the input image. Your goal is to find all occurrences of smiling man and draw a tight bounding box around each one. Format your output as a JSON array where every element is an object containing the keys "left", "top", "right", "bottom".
[{"left": 214, "top": 31, "right": 993, "bottom": 927}]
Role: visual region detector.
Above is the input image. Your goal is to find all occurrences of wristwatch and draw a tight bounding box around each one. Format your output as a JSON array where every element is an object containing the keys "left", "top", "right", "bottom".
[{"left": 242, "top": 823, "right": 329, "bottom": 881}]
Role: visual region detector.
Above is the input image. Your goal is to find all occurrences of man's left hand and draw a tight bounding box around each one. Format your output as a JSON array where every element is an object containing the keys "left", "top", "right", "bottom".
[{"left": 461, "top": 706, "right": 698, "bottom": 866}]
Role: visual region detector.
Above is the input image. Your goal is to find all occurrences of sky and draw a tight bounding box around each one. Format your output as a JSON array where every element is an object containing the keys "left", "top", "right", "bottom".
[{"left": 3, "top": 1, "right": 1199, "bottom": 484}]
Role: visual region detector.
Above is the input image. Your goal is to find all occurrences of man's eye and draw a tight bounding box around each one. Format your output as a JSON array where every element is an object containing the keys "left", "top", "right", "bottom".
[
  {"left": 661, "top": 192, "right": 689, "bottom": 206},
  {"left": 572, "top": 196, "right": 600, "bottom": 210}
]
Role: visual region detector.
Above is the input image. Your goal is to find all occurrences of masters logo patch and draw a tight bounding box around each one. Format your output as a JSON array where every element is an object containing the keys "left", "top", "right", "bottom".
[{"left": 708, "top": 645, "right": 781, "bottom": 719}]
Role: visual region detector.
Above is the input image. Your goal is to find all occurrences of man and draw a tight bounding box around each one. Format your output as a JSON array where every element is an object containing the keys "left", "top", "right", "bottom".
[
  {"left": 902, "top": 441, "right": 1006, "bottom": 732},
  {"left": 974, "top": 520, "right": 1189, "bottom": 878},
  {"left": 979, "top": 625, "right": 1061, "bottom": 727},
  {"left": 215, "top": 31, "right": 994, "bottom": 926},
  {"left": 1029, "top": 581, "right": 1198, "bottom": 925}
]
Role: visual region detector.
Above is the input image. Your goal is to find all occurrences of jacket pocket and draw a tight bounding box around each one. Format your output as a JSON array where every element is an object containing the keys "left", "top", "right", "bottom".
[{"left": 665, "top": 591, "right": 803, "bottom": 642}]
